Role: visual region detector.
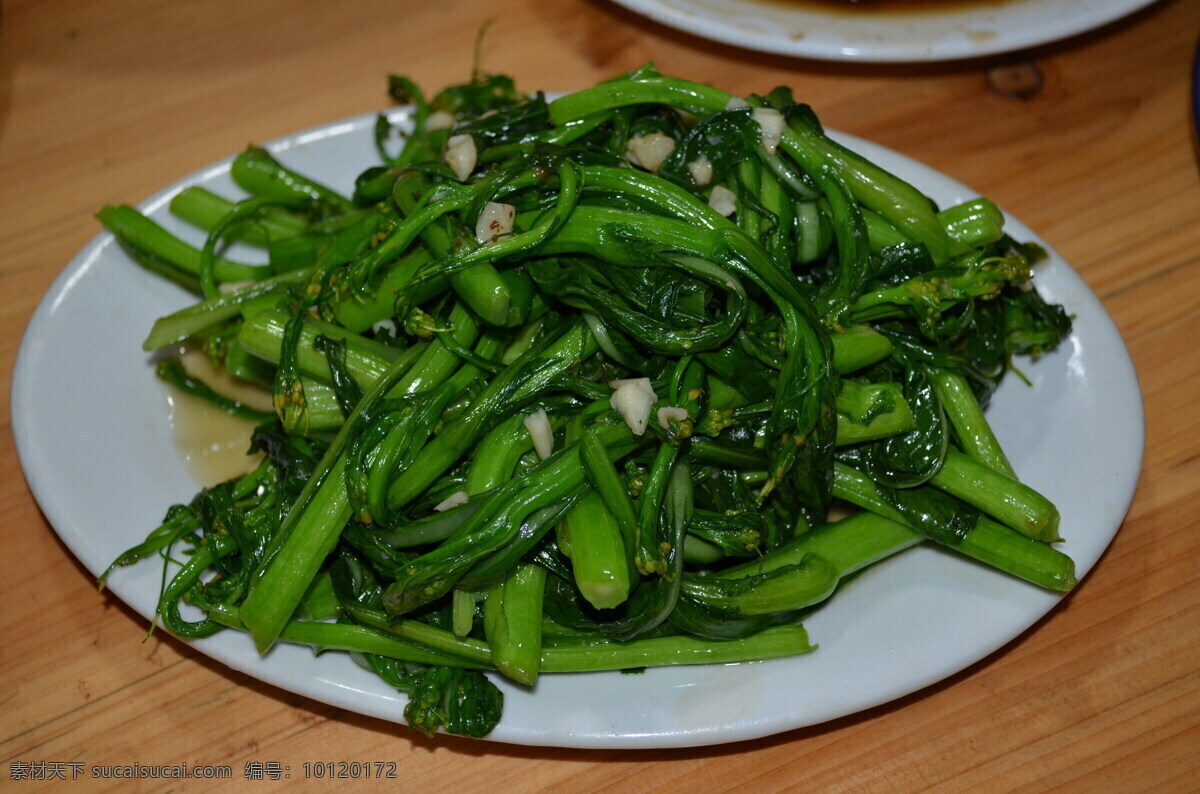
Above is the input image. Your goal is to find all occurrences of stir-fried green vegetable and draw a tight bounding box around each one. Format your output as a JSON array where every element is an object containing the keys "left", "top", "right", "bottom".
[{"left": 102, "top": 65, "right": 1075, "bottom": 739}]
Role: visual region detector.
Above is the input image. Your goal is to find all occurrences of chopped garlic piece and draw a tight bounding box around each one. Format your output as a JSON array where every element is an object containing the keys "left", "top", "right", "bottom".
[
  {"left": 752, "top": 107, "right": 785, "bottom": 156},
  {"left": 443, "top": 133, "right": 477, "bottom": 182},
  {"left": 708, "top": 185, "right": 737, "bottom": 217},
  {"left": 687, "top": 154, "right": 713, "bottom": 187},
  {"left": 725, "top": 96, "right": 750, "bottom": 110},
  {"left": 609, "top": 378, "right": 658, "bottom": 436},
  {"left": 607, "top": 377, "right": 656, "bottom": 393},
  {"left": 475, "top": 201, "right": 516, "bottom": 245},
  {"left": 624, "top": 133, "right": 676, "bottom": 173},
  {"left": 433, "top": 490, "right": 469, "bottom": 512},
  {"left": 371, "top": 318, "right": 398, "bottom": 336},
  {"left": 657, "top": 406, "right": 689, "bottom": 429},
  {"left": 425, "top": 110, "right": 455, "bottom": 131},
  {"left": 523, "top": 408, "right": 554, "bottom": 460}
]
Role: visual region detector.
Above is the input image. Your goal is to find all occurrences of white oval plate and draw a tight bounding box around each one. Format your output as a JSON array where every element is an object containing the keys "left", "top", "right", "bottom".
[
  {"left": 611, "top": 0, "right": 1157, "bottom": 62},
  {"left": 13, "top": 110, "right": 1143, "bottom": 748}
]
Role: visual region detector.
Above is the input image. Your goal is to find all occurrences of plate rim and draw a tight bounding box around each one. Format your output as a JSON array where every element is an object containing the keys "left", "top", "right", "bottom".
[{"left": 608, "top": 0, "right": 1159, "bottom": 62}]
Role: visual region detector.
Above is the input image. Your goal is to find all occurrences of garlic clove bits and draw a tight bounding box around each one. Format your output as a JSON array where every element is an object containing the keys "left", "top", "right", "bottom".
[
  {"left": 433, "top": 490, "right": 470, "bottom": 512},
  {"left": 443, "top": 133, "right": 477, "bottom": 182},
  {"left": 523, "top": 408, "right": 555, "bottom": 460},
  {"left": 752, "top": 107, "right": 785, "bottom": 156},
  {"left": 624, "top": 133, "right": 676, "bottom": 173},
  {"left": 475, "top": 201, "right": 516, "bottom": 245},
  {"left": 609, "top": 377, "right": 659, "bottom": 436}
]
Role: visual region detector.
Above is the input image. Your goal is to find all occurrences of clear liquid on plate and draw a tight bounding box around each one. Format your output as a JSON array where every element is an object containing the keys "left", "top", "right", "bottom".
[
  {"left": 163, "top": 347, "right": 272, "bottom": 487},
  {"left": 764, "top": 0, "right": 1015, "bottom": 12}
]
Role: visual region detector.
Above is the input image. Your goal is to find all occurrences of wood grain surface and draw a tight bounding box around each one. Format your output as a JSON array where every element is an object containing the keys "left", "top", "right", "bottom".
[{"left": 2, "top": 0, "right": 1198, "bottom": 790}]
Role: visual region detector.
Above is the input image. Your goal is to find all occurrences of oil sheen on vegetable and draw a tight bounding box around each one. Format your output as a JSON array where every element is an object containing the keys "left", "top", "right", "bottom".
[{"left": 163, "top": 347, "right": 268, "bottom": 486}]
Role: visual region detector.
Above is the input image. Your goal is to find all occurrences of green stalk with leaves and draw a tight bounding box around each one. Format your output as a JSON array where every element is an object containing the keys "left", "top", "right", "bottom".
[{"left": 103, "top": 65, "right": 1076, "bottom": 739}]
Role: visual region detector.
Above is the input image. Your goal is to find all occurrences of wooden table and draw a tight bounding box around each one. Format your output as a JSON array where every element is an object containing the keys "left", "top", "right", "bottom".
[{"left": 3, "top": 0, "right": 1198, "bottom": 789}]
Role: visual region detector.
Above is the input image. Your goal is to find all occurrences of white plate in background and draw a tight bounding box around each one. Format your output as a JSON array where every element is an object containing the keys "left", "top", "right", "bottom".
[{"left": 611, "top": 0, "right": 1158, "bottom": 61}]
